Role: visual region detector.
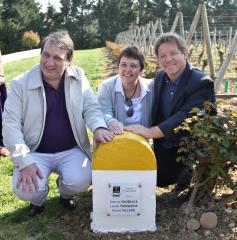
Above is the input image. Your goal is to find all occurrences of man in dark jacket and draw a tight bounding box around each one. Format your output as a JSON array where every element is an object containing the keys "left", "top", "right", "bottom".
[{"left": 126, "top": 32, "right": 215, "bottom": 188}]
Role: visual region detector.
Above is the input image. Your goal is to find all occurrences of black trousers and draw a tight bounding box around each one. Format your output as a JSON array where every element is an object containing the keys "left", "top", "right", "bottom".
[{"left": 154, "top": 144, "right": 184, "bottom": 187}]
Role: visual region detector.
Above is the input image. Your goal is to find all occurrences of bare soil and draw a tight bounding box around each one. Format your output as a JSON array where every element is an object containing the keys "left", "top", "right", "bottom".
[{"left": 53, "top": 181, "right": 236, "bottom": 240}]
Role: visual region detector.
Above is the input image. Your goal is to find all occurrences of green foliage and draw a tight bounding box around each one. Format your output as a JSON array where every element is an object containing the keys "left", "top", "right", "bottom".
[
  {"left": 0, "top": 227, "right": 25, "bottom": 240},
  {"left": 25, "top": 220, "right": 46, "bottom": 236},
  {"left": 142, "top": 57, "right": 159, "bottom": 78},
  {"left": 4, "top": 56, "right": 40, "bottom": 88},
  {"left": 105, "top": 41, "right": 124, "bottom": 63},
  {"left": 41, "top": 229, "right": 66, "bottom": 240},
  {"left": 40, "top": 4, "right": 60, "bottom": 37},
  {"left": 175, "top": 100, "right": 237, "bottom": 192},
  {"left": 58, "top": 0, "right": 99, "bottom": 49},
  {"left": 0, "top": 19, "right": 23, "bottom": 54},
  {"left": 73, "top": 48, "right": 109, "bottom": 92},
  {"left": 93, "top": 0, "right": 135, "bottom": 43},
  {"left": 0, "top": 157, "right": 13, "bottom": 176},
  {"left": 0, "top": 0, "right": 43, "bottom": 54},
  {"left": 21, "top": 31, "right": 40, "bottom": 49},
  {"left": 1, "top": 0, "right": 237, "bottom": 52},
  {"left": 133, "top": 0, "right": 170, "bottom": 27}
]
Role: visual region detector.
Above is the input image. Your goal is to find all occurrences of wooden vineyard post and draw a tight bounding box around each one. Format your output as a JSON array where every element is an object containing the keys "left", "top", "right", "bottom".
[
  {"left": 201, "top": 3, "right": 216, "bottom": 80},
  {"left": 158, "top": 18, "right": 163, "bottom": 35},
  {"left": 212, "top": 28, "right": 216, "bottom": 53},
  {"left": 178, "top": 12, "right": 184, "bottom": 39},
  {"left": 171, "top": 12, "right": 179, "bottom": 33},
  {"left": 215, "top": 30, "right": 237, "bottom": 92},
  {"left": 186, "top": 4, "right": 202, "bottom": 47}
]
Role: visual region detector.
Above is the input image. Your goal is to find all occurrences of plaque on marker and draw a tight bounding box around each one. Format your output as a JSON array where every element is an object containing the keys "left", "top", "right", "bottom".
[{"left": 107, "top": 182, "right": 141, "bottom": 216}]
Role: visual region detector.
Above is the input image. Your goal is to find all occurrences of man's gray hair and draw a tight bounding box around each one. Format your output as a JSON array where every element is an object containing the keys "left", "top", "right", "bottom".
[{"left": 41, "top": 31, "right": 74, "bottom": 60}]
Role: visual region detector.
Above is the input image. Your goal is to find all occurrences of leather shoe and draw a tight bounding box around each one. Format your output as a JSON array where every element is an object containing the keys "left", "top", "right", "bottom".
[
  {"left": 28, "top": 203, "right": 45, "bottom": 217},
  {"left": 59, "top": 196, "right": 76, "bottom": 210}
]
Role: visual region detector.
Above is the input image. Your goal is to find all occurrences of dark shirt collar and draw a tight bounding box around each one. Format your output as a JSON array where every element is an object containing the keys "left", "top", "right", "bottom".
[{"left": 42, "top": 72, "right": 65, "bottom": 89}]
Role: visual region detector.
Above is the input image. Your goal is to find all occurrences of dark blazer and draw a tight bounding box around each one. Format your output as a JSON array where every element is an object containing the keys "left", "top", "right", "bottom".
[{"left": 152, "top": 62, "right": 216, "bottom": 147}]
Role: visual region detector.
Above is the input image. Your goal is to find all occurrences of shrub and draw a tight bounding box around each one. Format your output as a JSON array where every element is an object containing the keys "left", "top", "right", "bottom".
[
  {"left": 105, "top": 41, "right": 124, "bottom": 63},
  {"left": 22, "top": 31, "right": 40, "bottom": 50},
  {"left": 142, "top": 57, "right": 159, "bottom": 78},
  {"left": 175, "top": 101, "right": 237, "bottom": 212}
]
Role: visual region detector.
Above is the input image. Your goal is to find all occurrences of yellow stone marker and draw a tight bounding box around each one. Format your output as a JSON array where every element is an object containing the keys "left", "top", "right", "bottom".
[{"left": 91, "top": 131, "right": 157, "bottom": 232}]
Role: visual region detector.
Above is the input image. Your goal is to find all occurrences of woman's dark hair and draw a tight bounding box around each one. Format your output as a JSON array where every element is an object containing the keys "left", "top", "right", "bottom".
[{"left": 118, "top": 47, "right": 145, "bottom": 70}]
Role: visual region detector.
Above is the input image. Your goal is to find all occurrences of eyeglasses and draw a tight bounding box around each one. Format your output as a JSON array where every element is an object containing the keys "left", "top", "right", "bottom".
[{"left": 125, "top": 98, "right": 134, "bottom": 117}]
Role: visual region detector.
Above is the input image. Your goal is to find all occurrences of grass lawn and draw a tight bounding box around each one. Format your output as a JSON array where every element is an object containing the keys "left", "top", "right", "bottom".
[{"left": 0, "top": 47, "right": 110, "bottom": 239}]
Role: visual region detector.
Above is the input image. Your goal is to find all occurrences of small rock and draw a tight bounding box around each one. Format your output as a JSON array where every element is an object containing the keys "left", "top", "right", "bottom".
[
  {"left": 223, "top": 217, "right": 230, "bottom": 223},
  {"left": 193, "top": 232, "right": 201, "bottom": 238},
  {"left": 230, "top": 97, "right": 237, "bottom": 105},
  {"left": 189, "top": 212, "right": 196, "bottom": 218},
  {"left": 231, "top": 227, "right": 237, "bottom": 233},
  {"left": 83, "top": 229, "right": 90, "bottom": 235},
  {"left": 228, "top": 222, "right": 235, "bottom": 228},
  {"left": 200, "top": 212, "right": 217, "bottom": 229},
  {"left": 187, "top": 218, "right": 200, "bottom": 230},
  {"left": 232, "top": 209, "right": 237, "bottom": 217},
  {"left": 204, "top": 230, "right": 211, "bottom": 236},
  {"left": 80, "top": 222, "right": 86, "bottom": 228},
  {"left": 126, "top": 235, "right": 132, "bottom": 239},
  {"left": 219, "top": 233, "right": 225, "bottom": 238},
  {"left": 225, "top": 208, "right": 232, "bottom": 214},
  {"left": 62, "top": 214, "right": 70, "bottom": 222}
]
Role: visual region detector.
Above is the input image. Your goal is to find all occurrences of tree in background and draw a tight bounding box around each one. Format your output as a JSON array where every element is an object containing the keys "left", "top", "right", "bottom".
[
  {"left": 1, "top": 0, "right": 237, "bottom": 53},
  {"left": 21, "top": 30, "right": 40, "bottom": 49},
  {"left": 57, "top": 0, "right": 97, "bottom": 49},
  {"left": 39, "top": 3, "right": 61, "bottom": 38},
  {"left": 93, "top": 0, "right": 135, "bottom": 44},
  {"left": 0, "top": 0, "right": 43, "bottom": 54},
  {"left": 132, "top": 0, "right": 170, "bottom": 27}
]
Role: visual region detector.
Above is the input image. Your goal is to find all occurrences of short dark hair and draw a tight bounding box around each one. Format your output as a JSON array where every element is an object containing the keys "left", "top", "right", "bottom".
[
  {"left": 41, "top": 31, "right": 74, "bottom": 60},
  {"left": 118, "top": 46, "right": 145, "bottom": 71},
  {"left": 154, "top": 32, "right": 188, "bottom": 58}
]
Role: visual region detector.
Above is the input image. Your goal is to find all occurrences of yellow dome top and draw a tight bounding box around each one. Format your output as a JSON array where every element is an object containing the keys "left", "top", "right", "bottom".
[{"left": 92, "top": 131, "right": 156, "bottom": 170}]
